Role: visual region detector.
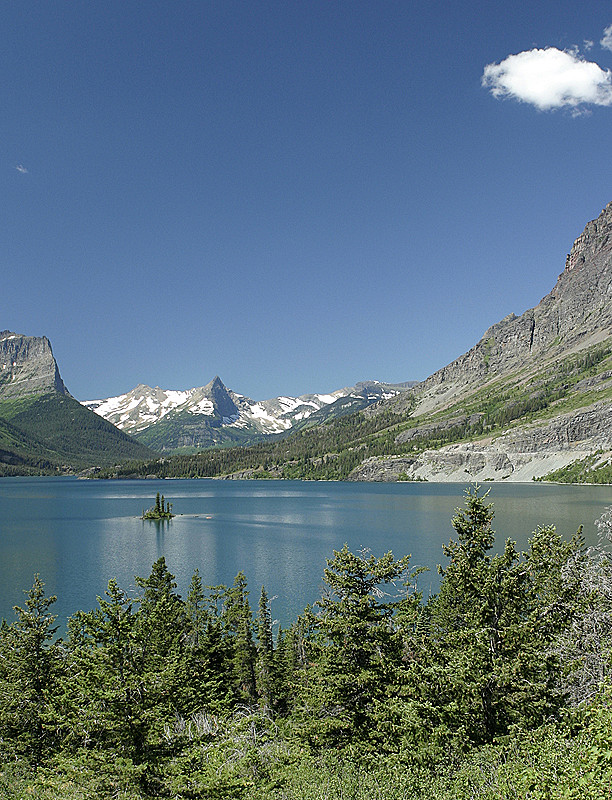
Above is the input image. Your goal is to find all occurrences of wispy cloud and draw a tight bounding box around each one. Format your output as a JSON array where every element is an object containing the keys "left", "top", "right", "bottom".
[
  {"left": 482, "top": 47, "right": 612, "bottom": 111},
  {"left": 15, "top": 164, "right": 28, "bottom": 174},
  {"left": 601, "top": 25, "right": 612, "bottom": 53}
]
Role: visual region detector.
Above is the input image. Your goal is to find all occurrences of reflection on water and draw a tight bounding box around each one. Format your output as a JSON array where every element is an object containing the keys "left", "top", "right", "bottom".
[{"left": 0, "top": 477, "right": 611, "bottom": 629}]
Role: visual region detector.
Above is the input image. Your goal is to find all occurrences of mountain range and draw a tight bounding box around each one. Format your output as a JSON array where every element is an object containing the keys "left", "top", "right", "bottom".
[
  {"left": 2, "top": 201, "right": 612, "bottom": 481},
  {"left": 83, "top": 378, "right": 413, "bottom": 451}
]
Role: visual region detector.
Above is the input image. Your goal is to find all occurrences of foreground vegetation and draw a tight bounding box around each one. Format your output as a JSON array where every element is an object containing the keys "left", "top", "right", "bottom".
[{"left": 1, "top": 488, "right": 612, "bottom": 798}]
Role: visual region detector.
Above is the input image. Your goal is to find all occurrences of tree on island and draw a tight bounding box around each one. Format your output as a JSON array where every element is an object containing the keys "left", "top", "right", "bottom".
[{"left": 141, "top": 492, "right": 174, "bottom": 520}]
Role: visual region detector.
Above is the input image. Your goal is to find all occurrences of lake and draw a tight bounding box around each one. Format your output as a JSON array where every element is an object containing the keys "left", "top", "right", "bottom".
[{"left": 1, "top": 477, "right": 611, "bottom": 632}]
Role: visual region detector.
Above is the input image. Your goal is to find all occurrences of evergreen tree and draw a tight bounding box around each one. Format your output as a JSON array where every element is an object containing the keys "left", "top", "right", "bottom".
[
  {"left": 256, "top": 585, "right": 275, "bottom": 710},
  {"left": 0, "top": 575, "right": 61, "bottom": 767},
  {"left": 135, "top": 558, "right": 187, "bottom": 733},
  {"left": 424, "top": 486, "right": 569, "bottom": 748},
  {"left": 179, "top": 570, "right": 228, "bottom": 714},
  {"left": 63, "top": 580, "right": 148, "bottom": 761},
  {"left": 223, "top": 571, "right": 256, "bottom": 702},
  {"left": 302, "top": 545, "right": 412, "bottom": 749},
  {"left": 185, "top": 568, "right": 207, "bottom": 649}
]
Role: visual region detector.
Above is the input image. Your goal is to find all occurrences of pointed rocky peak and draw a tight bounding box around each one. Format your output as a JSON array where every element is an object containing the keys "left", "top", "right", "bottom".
[
  {"left": 202, "top": 375, "right": 239, "bottom": 419},
  {"left": 0, "top": 331, "right": 68, "bottom": 400},
  {"left": 564, "top": 201, "right": 612, "bottom": 274},
  {"left": 205, "top": 375, "right": 225, "bottom": 391}
]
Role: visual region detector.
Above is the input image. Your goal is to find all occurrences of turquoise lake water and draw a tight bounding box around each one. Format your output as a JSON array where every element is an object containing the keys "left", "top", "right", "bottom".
[{"left": 1, "top": 477, "right": 611, "bottom": 630}]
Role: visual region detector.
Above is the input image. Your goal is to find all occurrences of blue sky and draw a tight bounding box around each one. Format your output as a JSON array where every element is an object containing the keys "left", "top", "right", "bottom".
[{"left": 3, "top": 1, "right": 612, "bottom": 401}]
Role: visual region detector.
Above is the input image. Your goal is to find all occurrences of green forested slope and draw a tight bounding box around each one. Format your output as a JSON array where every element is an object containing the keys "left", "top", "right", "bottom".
[
  {"left": 0, "top": 392, "right": 155, "bottom": 474},
  {"left": 136, "top": 412, "right": 266, "bottom": 452},
  {"left": 1, "top": 489, "right": 611, "bottom": 798},
  {"left": 0, "top": 415, "right": 62, "bottom": 474}
]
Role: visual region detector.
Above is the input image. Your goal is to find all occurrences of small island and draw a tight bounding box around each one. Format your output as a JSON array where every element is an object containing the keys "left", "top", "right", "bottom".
[{"left": 142, "top": 492, "right": 174, "bottom": 520}]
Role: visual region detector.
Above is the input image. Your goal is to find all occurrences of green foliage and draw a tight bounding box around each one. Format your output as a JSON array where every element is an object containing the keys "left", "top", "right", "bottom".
[
  {"left": 0, "top": 576, "right": 61, "bottom": 767},
  {"left": 142, "top": 493, "right": 175, "bottom": 519},
  {"left": 0, "top": 392, "right": 154, "bottom": 474},
  {"left": 1, "top": 489, "right": 611, "bottom": 797},
  {"left": 538, "top": 452, "right": 612, "bottom": 484}
]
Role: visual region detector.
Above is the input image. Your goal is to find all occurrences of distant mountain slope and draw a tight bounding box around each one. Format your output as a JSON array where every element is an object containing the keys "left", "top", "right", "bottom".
[
  {"left": 103, "top": 202, "right": 612, "bottom": 482},
  {"left": 84, "top": 377, "right": 413, "bottom": 452},
  {"left": 0, "top": 332, "right": 154, "bottom": 474},
  {"left": 397, "top": 201, "right": 612, "bottom": 417}
]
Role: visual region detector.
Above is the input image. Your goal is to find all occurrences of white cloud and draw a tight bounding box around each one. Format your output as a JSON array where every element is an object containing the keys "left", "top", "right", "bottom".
[
  {"left": 482, "top": 47, "right": 612, "bottom": 110},
  {"left": 601, "top": 25, "right": 612, "bottom": 52},
  {"left": 15, "top": 164, "right": 28, "bottom": 174}
]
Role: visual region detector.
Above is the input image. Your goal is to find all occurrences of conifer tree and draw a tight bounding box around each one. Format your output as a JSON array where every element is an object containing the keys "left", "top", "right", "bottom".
[
  {"left": 303, "top": 545, "right": 412, "bottom": 749},
  {"left": 256, "top": 585, "right": 275, "bottom": 709},
  {"left": 424, "top": 486, "right": 565, "bottom": 748},
  {"left": 0, "top": 575, "right": 61, "bottom": 767},
  {"left": 223, "top": 571, "right": 256, "bottom": 701},
  {"left": 63, "top": 580, "right": 148, "bottom": 761},
  {"left": 135, "top": 558, "right": 187, "bottom": 731},
  {"left": 178, "top": 569, "right": 229, "bottom": 714}
]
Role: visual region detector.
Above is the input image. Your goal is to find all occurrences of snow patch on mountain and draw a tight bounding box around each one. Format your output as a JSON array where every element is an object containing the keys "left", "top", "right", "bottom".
[{"left": 82, "top": 377, "right": 414, "bottom": 446}]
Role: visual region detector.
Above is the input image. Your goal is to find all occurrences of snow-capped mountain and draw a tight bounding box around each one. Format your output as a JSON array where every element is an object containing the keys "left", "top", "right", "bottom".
[{"left": 83, "top": 376, "right": 412, "bottom": 451}]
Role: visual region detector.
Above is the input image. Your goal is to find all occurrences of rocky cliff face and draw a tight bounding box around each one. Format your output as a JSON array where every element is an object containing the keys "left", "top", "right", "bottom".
[
  {"left": 399, "top": 203, "right": 612, "bottom": 415},
  {"left": 349, "top": 399, "right": 612, "bottom": 483},
  {"left": 0, "top": 331, "right": 68, "bottom": 400}
]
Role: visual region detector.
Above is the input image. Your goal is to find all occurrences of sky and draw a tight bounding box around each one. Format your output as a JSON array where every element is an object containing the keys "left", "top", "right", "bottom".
[{"left": 3, "top": 1, "right": 612, "bottom": 402}]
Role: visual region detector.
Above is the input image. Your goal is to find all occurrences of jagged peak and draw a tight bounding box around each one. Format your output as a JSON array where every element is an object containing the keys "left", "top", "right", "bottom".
[
  {"left": 204, "top": 375, "right": 228, "bottom": 392},
  {"left": 565, "top": 201, "right": 612, "bottom": 273}
]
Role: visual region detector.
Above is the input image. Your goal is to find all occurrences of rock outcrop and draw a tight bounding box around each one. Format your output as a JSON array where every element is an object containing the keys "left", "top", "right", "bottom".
[
  {"left": 349, "top": 399, "right": 612, "bottom": 482},
  {"left": 351, "top": 203, "right": 612, "bottom": 482},
  {"left": 0, "top": 331, "right": 68, "bottom": 400}
]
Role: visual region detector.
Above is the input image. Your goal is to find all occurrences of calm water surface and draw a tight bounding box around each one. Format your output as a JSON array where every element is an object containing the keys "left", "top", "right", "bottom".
[{"left": 1, "top": 478, "right": 611, "bottom": 630}]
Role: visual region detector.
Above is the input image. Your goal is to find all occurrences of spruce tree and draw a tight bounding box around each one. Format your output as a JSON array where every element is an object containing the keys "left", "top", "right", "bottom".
[
  {"left": 0, "top": 575, "right": 61, "bottom": 767},
  {"left": 256, "top": 585, "right": 275, "bottom": 710},
  {"left": 135, "top": 558, "right": 187, "bottom": 732},
  {"left": 63, "top": 580, "right": 147, "bottom": 761},
  {"left": 223, "top": 571, "right": 256, "bottom": 702},
  {"left": 303, "top": 545, "right": 412, "bottom": 749},
  {"left": 424, "top": 486, "right": 562, "bottom": 747}
]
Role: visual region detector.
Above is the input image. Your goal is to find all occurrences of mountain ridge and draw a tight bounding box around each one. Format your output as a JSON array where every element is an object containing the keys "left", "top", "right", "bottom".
[
  {"left": 83, "top": 377, "right": 414, "bottom": 451},
  {"left": 397, "top": 201, "right": 612, "bottom": 418},
  {"left": 4, "top": 202, "right": 612, "bottom": 480}
]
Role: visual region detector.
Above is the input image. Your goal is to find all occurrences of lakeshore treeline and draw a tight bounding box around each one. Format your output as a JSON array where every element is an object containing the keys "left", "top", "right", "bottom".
[{"left": 1, "top": 489, "right": 611, "bottom": 799}]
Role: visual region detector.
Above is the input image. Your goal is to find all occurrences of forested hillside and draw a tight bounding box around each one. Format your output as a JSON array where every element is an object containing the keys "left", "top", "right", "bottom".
[
  {"left": 0, "top": 393, "right": 154, "bottom": 475},
  {"left": 1, "top": 489, "right": 611, "bottom": 798}
]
